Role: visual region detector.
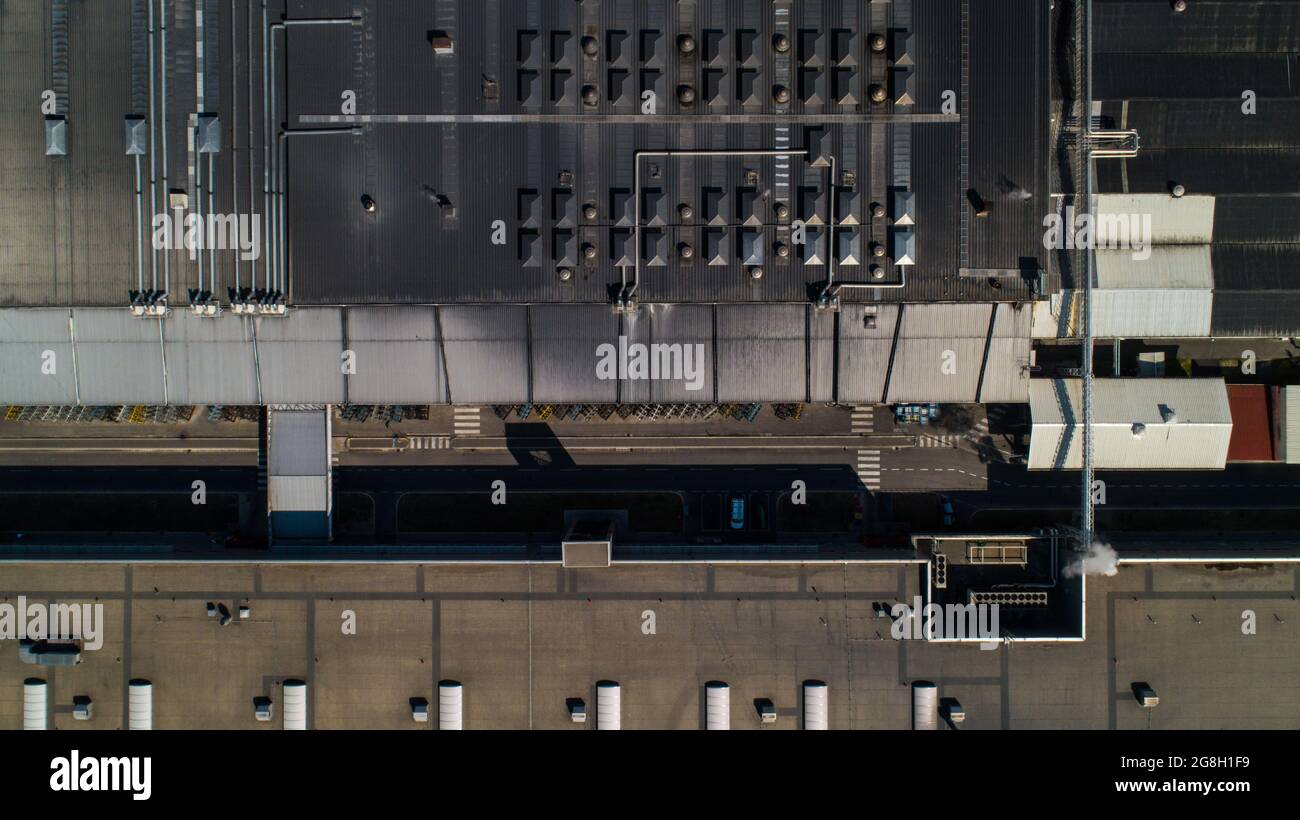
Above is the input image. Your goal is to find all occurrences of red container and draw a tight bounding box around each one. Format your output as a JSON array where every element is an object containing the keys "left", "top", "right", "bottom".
[{"left": 1226, "top": 384, "right": 1275, "bottom": 462}]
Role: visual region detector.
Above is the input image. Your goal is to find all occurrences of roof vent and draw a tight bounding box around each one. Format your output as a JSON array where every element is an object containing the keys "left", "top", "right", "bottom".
[
  {"left": 1131, "top": 422, "right": 1146, "bottom": 438},
  {"left": 428, "top": 31, "right": 454, "bottom": 56},
  {"left": 1160, "top": 405, "right": 1178, "bottom": 424}
]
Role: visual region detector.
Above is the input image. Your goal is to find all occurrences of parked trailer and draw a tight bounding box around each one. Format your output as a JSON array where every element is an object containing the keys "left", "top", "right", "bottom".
[
  {"left": 23, "top": 679, "right": 47, "bottom": 731},
  {"left": 283, "top": 680, "right": 307, "bottom": 730},
  {"left": 597, "top": 681, "right": 621, "bottom": 730},
  {"left": 705, "top": 681, "right": 730, "bottom": 730},
  {"left": 803, "top": 681, "right": 828, "bottom": 730},
  {"left": 439, "top": 681, "right": 463, "bottom": 730},
  {"left": 128, "top": 679, "right": 153, "bottom": 730},
  {"left": 913, "top": 682, "right": 938, "bottom": 730}
]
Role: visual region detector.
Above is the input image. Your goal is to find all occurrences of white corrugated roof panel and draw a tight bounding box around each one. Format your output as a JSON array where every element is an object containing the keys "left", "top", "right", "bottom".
[
  {"left": 1028, "top": 379, "right": 1232, "bottom": 470},
  {"left": 163, "top": 312, "right": 260, "bottom": 405},
  {"left": 979, "top": 304, "right": 1033, "bottom": 403},
  {"left": 1281, "top": 386, "right": 1300, "bottom": 465},
  {"left": 270, "top": 410, "right": 329, "bottom": 475},
  {"left": 255, "top": 310, "right": 346, "bottom": 404},
  {"left": 269, "top": 476, "right": 330, "bottom": 512},
  {"left": 837, "top": 305, "right": 898, "bottom": 404},
  {"left": 1094, "top": 247, "right": 1213, "bottom": 289},
  {"left": 1095, "top": 193, "right": 1215, "bottom": 244},
  {"left": 345, "top": 307, "right": 447, "bottom": 404},
  {"left": 0, "top": 310, "right": 78, "bottom": 405},
  {"left": 1036, "top": 287, "right": 1213, "bottom": 339},
  {"left": 72, "top": 310, "right": 167, "bottom": 405},
  {"left": 888, "top": 305, "right": 993, "bottom": 403}
]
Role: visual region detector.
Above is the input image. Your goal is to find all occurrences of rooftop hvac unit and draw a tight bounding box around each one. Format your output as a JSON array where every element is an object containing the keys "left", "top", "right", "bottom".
[
  {"left": 931, "top": 553, "right": 948, "bottom": 589},
  {"left": 705, "top": 682, "right": 730, "bottom": 730},
  {"left": 282, "top": 680, "right": 307, "bottom": 730},
  {"left": 803, "top": 681, "right": 828, "bottom": 730},
  {"left": 410, "top": 697, "right": 430, "bottom": 723},
  {"left": 597, "top": 681, "right": 621, "bottom": 730},
  {"left": 72, "top": 695, "right": 93, "bottom": 721},
  {"left": 45, "top": 116, "right": 68, "bottom": 156},
  {"left": 253, "top": 696, "right": 274, "bottom": 722},
  {"left": 124, "top": 116, "right": 147, "bottom": 156},
  {"left": 568, "top": 699, "right": 587, "bottom": 723},
  {"left": 439, "top": 681, "right": 464, "bottom": 730},
  {"left": 943, "top": 698, "right": 965, "bottom": 725},
  {"left": 1132, "top": 683, "right": 1159, "bottom": 708},
  {"left": 970, "top": 591, "right": 1049, "bottom": 607},
  {"left": 129, "top": 679, "right": 153, "bottom": 730},
  {"left": 23, "top": 679, "right": 48, "bottom": 731},
  {"left": 912, "top": 682, "right": 938, "bottom": 730},
  {"left": 757, "top": 698, "right": 778, "bottom": 724}
]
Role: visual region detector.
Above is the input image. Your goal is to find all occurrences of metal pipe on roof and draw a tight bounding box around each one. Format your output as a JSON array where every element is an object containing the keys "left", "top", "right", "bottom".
[
  {"left": 262, "top": 1, "right": 272, "bottom": 294},
  {"left": 160, "top": 0, "right": 171, "bottom": 297},
  {"left": 266, "top": 14, "right": 361, "bottom": 297},
  {"left": 147, "top": 0, "right": 159, "bottom": 291},
  {"left": 194, "top": 121, "right": 205, "bottom": 295},
  {"left": 208, "top": 152, "right": 217, "bottom": 295},
  {"left": 232, "top": 0, "right": 240, "bottom": 294},
  {"left": 134, "top": 154, "right": 145, "bottom": 292}
]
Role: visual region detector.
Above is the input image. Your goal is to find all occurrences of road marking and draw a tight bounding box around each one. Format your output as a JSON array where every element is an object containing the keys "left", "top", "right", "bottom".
[
  {"left": 851, "top": 406, "right": 874, "bottom": 435},
  {"left": 856, "top": 449, "right": 881, "bottom": 489},
  {"left": 409, "top": 435, "right": 450, "bottom": 450},
  {"left": 918, "top": 434, "right": 960, "bottom": 448},
  {"left": 453, "top": 406, "right": 481, "bottom": 436}
]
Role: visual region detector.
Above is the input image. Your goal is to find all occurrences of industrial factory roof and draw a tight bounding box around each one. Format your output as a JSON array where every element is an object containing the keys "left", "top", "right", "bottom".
[
  {"left": 1, "top": 0, "right": 1051, "bottom": 311},
  {"left": 0, "top": 303, "right": 1034, "bottom": 406},
  {"left": 1090, "top": 0, "right": 1300, "bottom": 337}
]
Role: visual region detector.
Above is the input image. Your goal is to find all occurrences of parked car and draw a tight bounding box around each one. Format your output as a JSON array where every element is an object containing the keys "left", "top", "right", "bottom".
[
  {"left": 939, "top": 496, "right": 955, "bottom": 527},
  {"left": 729, "top": 496, "right": 746, "bottom": 530}
]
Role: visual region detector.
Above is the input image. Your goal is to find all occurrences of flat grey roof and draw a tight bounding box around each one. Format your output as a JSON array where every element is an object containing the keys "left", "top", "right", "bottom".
[{"left": 1, "top": 560, "right": 1297, "bottom": 729}]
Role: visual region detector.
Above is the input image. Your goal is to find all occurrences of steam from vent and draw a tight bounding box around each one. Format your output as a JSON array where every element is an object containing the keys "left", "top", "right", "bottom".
[{"left": 1065, "top": 541, "right": 1120, "bottom": 578}]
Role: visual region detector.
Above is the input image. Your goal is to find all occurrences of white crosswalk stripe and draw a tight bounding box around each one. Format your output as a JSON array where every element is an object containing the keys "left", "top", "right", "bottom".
[
  {"left": 851, "top": 405, "right": 874, "bottom": 434},
  {"left": 856, "top": 449, "right": 881, "bottom": 489},
  {"left": 453, "top": 406, "right": 481, "bottom": 436},
  {"left": 918, "top": 434, "right": 961, "bottom": 448},
  {"left": 409, "top": 436, "right": 451, "bottom": 450}
]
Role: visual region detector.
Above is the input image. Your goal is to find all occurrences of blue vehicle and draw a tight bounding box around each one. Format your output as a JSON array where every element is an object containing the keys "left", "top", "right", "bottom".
[{"left": 729, "top": 496, "right": 746, "bottom": 530}]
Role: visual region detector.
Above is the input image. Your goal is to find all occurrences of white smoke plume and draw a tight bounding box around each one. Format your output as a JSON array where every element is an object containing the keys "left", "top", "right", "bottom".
[{"left": 1065, "top": 541, "right": 1120, "bottom": 578}]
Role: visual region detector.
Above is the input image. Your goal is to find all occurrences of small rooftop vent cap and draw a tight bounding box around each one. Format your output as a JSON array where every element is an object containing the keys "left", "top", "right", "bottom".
[
  {"left": 1131, "top": 422, "right": 1146, "bottom": 438},
  {"left": 1159, "top": 405, "right": 1178, "bottom": 424}
]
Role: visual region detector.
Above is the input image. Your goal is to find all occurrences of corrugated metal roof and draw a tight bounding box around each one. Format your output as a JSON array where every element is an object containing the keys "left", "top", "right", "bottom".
[
  {"left": 1095, "top": 194, "right": 1214, "bottom": 245},
  {"left": 530, "top": 305, "right": 619, "bottom": 403},
  {"left": 1226, "top": 384, "right": 1274, "bottom": 462},
  {"left": 344, "top": 307, "right": 448, "bottom": 405},
  {"left": 1093, "top": 2, "right": 1300, "bottom": 55},
  {"left": 1210, "top": 291, "right": 1300, "bottom": 337},
  {"left": 72, "top": 309, "right": 167, "bottom": 405},
  {"left": 1281, "top": 386, "right": 1300, "bottom": 465},
  {"left": 254, "top": 311, "right": 346, "bottom": 404},
  {"left": 716, "top": 304, "right": 806, "bottom": 402},
  {"left": 979, "top": 304, "right": 1032, "bottom": 403},
  {"left": 1095, "top": 246, "right": 1213, "bottom": 288},
  {"left": 270, "top": 410, "right": 329, "bottom": 476},
  {"left": 162, "top": 312, "right": 260, "bottom": 406},
  {"left": 439, "top": 306, "right": 530, "bottom": 404},
  {"left": 269, "top": 475, "right": 330, "bottom": 512},
  {"left": 886, "top": 304, "right": 993, "bottom": 403},
  {"left": 1028, "top": 378, "right": 1233, "bottom": 470},
  {"left": 622, "top": 304, "right": 716, "bottom": 403},
  {"left": 0, "top": 310, "right": 79, "bottom": 404},
  {"left": 836, "top": 304, "right": 898, "bottom": 404}
]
